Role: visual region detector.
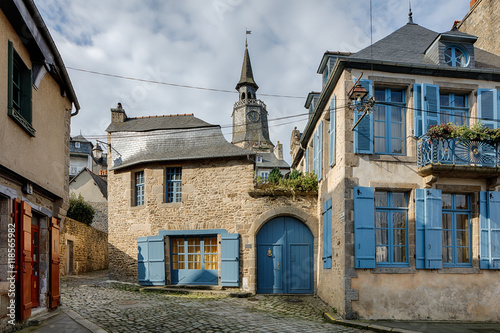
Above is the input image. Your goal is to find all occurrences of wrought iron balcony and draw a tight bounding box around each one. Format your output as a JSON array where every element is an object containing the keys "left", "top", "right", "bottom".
[
  {"left": 234, "top": 98, "right": 267, "bottom": 109},
  {"left": 417, "top": 136, "right": 500, "bottom": 178}
]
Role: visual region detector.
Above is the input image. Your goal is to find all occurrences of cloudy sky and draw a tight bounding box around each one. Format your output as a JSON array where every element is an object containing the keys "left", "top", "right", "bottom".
[{"left": 34, "top": 0, "right": 471, "bottom": 163}]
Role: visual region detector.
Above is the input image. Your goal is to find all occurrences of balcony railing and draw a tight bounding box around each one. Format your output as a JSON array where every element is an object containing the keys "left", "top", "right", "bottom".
[
  {"left": 417, "top": 135, "right": 500, "bottom": 168},
  {"left": 233, "top": 99, "right": 267, "bottom": 109}
]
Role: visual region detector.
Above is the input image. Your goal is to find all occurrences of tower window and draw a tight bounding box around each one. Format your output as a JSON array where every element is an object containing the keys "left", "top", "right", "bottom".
[{"left": 241, "top": 93, "right": 246, "bottom": 100}]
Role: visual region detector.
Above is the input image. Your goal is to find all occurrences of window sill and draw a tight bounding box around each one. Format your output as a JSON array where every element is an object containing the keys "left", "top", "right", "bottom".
[
  {"left": 372, "top": 266, "right": 415, "bottom": 274},
  {"left": 370, "top": 154, "right": 416, "bottom": 163},
  {"left": 8, "top": 109, "right": 35, "bottom": 137},
  {"left": 438, "top": 267, "right": 479, "bottom": 274}
]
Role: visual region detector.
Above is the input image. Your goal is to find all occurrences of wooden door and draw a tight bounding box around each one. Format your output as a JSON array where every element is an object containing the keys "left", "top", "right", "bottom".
[
  {"left": 49, "top": 217, "right": 60, "bottom": 308},
  {"left": 31, "top": 225, "right": 40, "bottom": 307}
]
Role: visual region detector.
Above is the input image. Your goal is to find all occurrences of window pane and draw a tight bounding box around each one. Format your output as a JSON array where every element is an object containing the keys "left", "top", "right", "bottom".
[
  {"left": 375, "top": 121, "right": 386, "bottom": 136},
  {"left": 376, "top": 228, "right": 388, "bottom": 246},
  {"left": 376, "top": 211, "right": 388, "bottom": 229},
  {"left": 391, "top": 139, "right": 403, "bottom": 154},
  {"left": 392, "top": 193, "right": 407, "bottom": 208},
  {"left": 391, "top": 122, "right": 403, "bottom": 138},
  {"left": 454, "top": 95, "right": 465, "bottom": 108},
  {"left": 374, "top": 105, "right": 385, "bottom": 120},
  {"left": 392, "top": 212, "right": 407, "bottom": 228},
  {"left": 440, "top": 94, "right": 450, "bottom": 107},
  {"left": 456, "top": 214, "right": 469, "bottom": 230},
  {"left": 442, "top": 247, "right": 453, "bottom": 263},
  {"left": 391, "top": 107, "right": 402, "bottom": 122},
  {"left": 375, "top": 137, "right": 386, "bottom": 153},
  {"left": 443, "top": 230, "right": 452, "bottom": 247},
  {"left": 391, "top": 90, "right": 403, "bottom": 103},
  {"left": 375, "top": 89, "right": 385, "bottom": 102},
  {"left": 393, "top": 229, "right": 406, "bottom": 246},
  {"left": 442, "top": 194, "right": 452, "bottom": 209},
  {"left": 457, "top": 230, "right": 469, "bottom": 247},
  {"left": 376, "top": 246, "right": 388, "bottom": 262},
  {"left": 375, "top": 192, "right": 388, "bottom": 207},
  {"left": 442, "top": 214, "right": 452, "bottom": 231},
  {"left": 455, "top": 195, "right": 468, "bottom": 209},
  {"left": 457, "top": 247, "right": 470, "bottom": 263},
  {"left": 393, "top": 246, "right": 406, "bottom": 263}
]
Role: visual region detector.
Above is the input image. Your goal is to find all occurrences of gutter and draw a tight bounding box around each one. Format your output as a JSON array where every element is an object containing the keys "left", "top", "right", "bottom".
[{"left": 24, "top": 0, "right": 81, "bottom": 115}]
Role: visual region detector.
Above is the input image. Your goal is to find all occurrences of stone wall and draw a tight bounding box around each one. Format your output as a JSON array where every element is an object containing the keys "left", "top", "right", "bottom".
[
  {"left": 458, "top": 0, "right": 499, "bottom": 56},
  {"left": 107, "top": 156, "right": 318, "bottom": 292},
  {"left": 90, "top": 202, "right": 108, "bottom": 234},
  {"left": 60, "top": 218, "right": 108, "bottom": 276}
]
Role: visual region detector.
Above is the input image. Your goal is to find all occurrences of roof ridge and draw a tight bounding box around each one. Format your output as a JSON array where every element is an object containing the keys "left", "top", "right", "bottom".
[{"left": 130, "top": 113, "right": 194, "bottom": 120}]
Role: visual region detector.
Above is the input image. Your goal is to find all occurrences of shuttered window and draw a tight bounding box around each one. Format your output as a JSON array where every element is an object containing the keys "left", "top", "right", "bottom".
[
  {"left": 374, "top": 88, "right": 406, "bottom": 155},
  {"left": 329, "top": 95, "right": 336, "bottom": 166},
  {"left": 7, "top": 41, "right": 34, "bottom": 136},
  {"left": 442, "top": 194, "right": 472, "bottom": 267},
  {"left": 354, "top": 79, "right": 373, "bottom": 154},
  {"left": 322, "top": 199, "right": 332, "bottom": 269},
  {"left": 134, "top": 171, "right": 145, "bottom": 206},
  {"left": 166, "top": 167, "right": 182, "bottom": 203},
  {"left": 477, "top": 89, "right": 499, "bottom": 129},
  {"left": 479, "top": 191, "right": 500, "bottom": 269}
]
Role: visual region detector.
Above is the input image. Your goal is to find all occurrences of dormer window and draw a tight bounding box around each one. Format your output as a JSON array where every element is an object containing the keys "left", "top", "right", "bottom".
[{"left": 444, "top": 46, "right": 468, "bottom": 67}]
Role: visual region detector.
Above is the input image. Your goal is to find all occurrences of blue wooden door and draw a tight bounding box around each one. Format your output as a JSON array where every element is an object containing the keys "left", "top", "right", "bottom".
[{"left": 256, "top": 217, "right": 314, "bottom": 294}]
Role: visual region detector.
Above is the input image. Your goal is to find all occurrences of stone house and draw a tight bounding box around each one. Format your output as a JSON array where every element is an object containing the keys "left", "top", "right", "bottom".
[
  {"left": 0, "top": 0, "right": 79, "bottom": 327},
  {"left": 291, "top": 13, "right": 500, "bottom": 321},
  {"left": 106, "top": 106, "right": 317, "bottom": 290},
  {"left": 69, "top": 168, "right": 108, "bottom": 233}
]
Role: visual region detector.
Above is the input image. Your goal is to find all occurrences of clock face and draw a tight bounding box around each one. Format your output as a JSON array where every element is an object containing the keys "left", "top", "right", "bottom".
[{"left": 247, "top": 111, "right": 260, "bottom": 123}]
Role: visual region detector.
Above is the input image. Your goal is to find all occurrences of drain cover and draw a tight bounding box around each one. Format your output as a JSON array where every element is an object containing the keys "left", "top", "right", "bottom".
[{"left": 116, "top": 300, "right": 137, "bottom": 305}]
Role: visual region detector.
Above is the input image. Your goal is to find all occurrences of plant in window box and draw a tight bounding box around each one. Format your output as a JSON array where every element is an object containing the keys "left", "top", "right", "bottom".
[{"left": 427, "top": 123, "right": 456, "bottom": 141}]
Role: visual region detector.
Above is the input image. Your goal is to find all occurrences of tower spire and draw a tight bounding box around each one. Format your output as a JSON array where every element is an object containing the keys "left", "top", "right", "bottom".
[
  {"left": 236, "top": 30, "right": 258, "bottom": 91},
  {"left": 408, "top": 1, "right": 414, "bottom": 24}
]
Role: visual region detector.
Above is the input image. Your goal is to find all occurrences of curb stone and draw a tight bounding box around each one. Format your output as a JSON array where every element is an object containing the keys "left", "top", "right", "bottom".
[{"left": 323, "top": 313, "right": 422, "bottom": 333}]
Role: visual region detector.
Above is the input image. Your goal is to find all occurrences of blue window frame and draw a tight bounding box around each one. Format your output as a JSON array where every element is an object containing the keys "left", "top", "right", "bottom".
[
  {"left": 375, "top": 191, "right": 409, "bottom": 266},
  {"left": 442, "top": 193, "right": 472, "bottom": 267},
  {"left": 440, "top": 93, "right": 469, "bottom": 126},
  {"left": 444, "top": 46, "right": 469, "bottom": 67},
  {"left": 134, "top": 171, "right": 145, "bottom": 206},
  {"left": 374, "top": 88, "right": 406, "bottom": 155},
  {"left": 166, "top": 167, "right": 182, "bottom": 203}
]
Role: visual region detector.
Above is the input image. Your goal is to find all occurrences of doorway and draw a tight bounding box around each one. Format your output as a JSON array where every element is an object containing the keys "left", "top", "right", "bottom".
[
  {"left": 31, "top": 216, "right": 40, "bottom": 307},
  {"left": 256, "top": 216, "right": 314, "bottom": 294}
]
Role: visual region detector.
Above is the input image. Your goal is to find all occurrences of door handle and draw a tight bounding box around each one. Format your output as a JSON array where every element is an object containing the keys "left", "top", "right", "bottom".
[{"left": 277, "top": 262, "right": 280, "bottom": 271}]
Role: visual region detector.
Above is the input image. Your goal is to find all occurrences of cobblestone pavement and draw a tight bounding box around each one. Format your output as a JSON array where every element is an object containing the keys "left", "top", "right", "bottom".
[{"left": 60, "top": 270, "right": 370, "bottom": 333}]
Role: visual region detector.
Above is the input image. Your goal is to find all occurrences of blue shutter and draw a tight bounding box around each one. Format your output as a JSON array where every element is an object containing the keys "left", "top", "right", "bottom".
[
  {"left": 354, "top": 79, "right": 373, "bottom": 154},
  {"left": 312, "top": 130, "right": 317, "bottom": 175},
  {"left": 413, "top": 84, "right": 423, "bottom": 137},
  {"left": 354, "top": 186, "right": 375, "bottom": 268},
  {"left": 137, "top": 235, "right": 165, "bottom": 286},
  {"left": 305, "top": 147, "right": 309, "bottom": 173},
  {"left": 318, "top": 121, "right": 323, "bottom": 179},
  {"left": 415, "top": 189, "right": 426, "bottom": 269},
  {"left": 477, "top": 89, "right": 499, "bottom": 129},
  {"left": 480, "top": 191, "right": 500, "bottom": 269},
  {"left": 329, "top": 95, "right": 336, "bottom": 166},
  {"left": 221, "top": 233, "right": 240, "bottom": 286},
  {"left": 422, "top": 84, "right": 440, "bottom": 134},
  {"left": 322, "top": 199, "right": 332, "bottom": 269},
  {"left": 415, "top": 189, "right": 443, "bottom": 269}
]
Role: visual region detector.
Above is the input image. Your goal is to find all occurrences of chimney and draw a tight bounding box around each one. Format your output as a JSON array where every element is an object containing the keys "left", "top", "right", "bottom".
[
  {"left": 274, "top": 141, "right": 283, "bottom": 160},
  {"left": 111, "top": 102, "right": 127, "bottom": 123},
  {"left": 470, "top": 0, "right": 478, "bottom": 8}
]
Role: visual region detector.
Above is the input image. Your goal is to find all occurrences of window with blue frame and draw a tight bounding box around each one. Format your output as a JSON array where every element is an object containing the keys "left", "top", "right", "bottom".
[
  {"left": 444, "top": 46, "right": 469, "bottom": 67},
  {"left": 440, "top": 93, "right": 468, "bottom": 126},
  {"left": 442, "top": 193, "right": 472, "bottom": 266},
  {"left": 134, "top": 171, "right": 145, "bottom": 206},
  {"left": 374, "top": 88, "right": 406, "bottom": 155},
  {"left": 375, "top": 191, "right": 408, "bottom": 265},
  {"left": 166, "top": 167, "right": 182, "bottom": 203}
]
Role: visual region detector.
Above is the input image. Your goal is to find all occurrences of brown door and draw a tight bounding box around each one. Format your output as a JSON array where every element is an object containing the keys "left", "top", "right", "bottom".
[
  {"left": 31, "top": 224, "right": 40, "bottom": 307},
  {"left": 49, "top": 217, "right": 60, "bottom": 308},
  {"left": 16, "top": 200, "right": 32, "bottom": 320}
]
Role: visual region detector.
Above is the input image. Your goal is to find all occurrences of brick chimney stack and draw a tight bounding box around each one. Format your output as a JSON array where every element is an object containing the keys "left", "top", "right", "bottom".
[{"left": 111, "top": 102, "right": 127, "bottom": 123}]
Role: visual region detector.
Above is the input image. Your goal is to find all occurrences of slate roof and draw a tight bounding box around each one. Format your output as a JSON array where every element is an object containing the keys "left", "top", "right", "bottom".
[
  {"left": 106, "top": 114, "right": 214, "bottom": 133},
  {"left": 109, "top": 115, "right": 254, "bottom": 170},
  {"left": 258, "top": 152, "right": 290, "bottom": 169},
  {"left": 348, "top": 23, "right": 500, "bottom": 70},
  {"left": 236, "top": 46, "right": 259, "bottom": 90}
]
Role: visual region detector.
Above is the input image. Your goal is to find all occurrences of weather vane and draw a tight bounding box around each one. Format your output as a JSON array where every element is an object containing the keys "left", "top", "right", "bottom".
[{"left": 245, "top": 28, "right": 251, "bottom": 47}]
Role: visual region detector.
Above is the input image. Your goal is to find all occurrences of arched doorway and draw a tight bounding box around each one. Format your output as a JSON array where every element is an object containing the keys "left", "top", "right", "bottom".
[{"left": 256, "top": 216, "right": 314, "bottom": 294}]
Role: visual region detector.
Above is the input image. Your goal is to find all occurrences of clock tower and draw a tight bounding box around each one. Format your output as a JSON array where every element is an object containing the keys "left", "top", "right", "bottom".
[{"left": 232, "top": 42, "right": 273, "bottom": 151}]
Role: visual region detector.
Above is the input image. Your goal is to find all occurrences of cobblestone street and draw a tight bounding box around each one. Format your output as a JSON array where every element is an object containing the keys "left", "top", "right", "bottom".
[{"left": 57, "top": 270, "right": 369, "bottom": 333}]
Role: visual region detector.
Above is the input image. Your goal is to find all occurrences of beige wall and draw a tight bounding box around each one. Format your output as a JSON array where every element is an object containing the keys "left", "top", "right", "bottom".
[
  {"left": 107, "top": 157, "right": 318, "bottom": 292},
  {"left": 70, "top": 172, "right": 107, "bottom": 203},
  {"left": 458, "top": 0, "right": 500, "bottom": 56},
  {"left": 0, "top": 9, "right": 72, "bottom": 203}
]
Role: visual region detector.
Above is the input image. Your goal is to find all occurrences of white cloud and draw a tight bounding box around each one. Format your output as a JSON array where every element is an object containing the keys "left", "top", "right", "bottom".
[{"left": 34, "top": 0, "right": 471, "bottom": 163}]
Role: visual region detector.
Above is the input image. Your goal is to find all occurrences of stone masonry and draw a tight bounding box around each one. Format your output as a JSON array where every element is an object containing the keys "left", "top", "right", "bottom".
[
  {"left": 107, "top": 156, "right": 318, "bottom": 293},
  {"left": 59, "top": 217, "right": 109, "bottom": 276}
]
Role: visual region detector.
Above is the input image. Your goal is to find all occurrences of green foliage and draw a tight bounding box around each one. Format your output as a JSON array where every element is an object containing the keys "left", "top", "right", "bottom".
[
  {"left": 427, "top": 122, "right": 500, "bottom": 144},
  {"left": 288, "top": 169, "right": 302, "bottom": 180},
  {"left": 67, "top": 193, "right": 95, "bottom": 225},
  {"left": 267, "top": 167, "right": 283, "bottom": 184},
  {"left": 279, "top": 172, "right": 318, "bottom": 192}
]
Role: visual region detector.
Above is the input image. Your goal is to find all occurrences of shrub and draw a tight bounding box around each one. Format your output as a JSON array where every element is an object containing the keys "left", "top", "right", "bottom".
[
  {"left": 288, "top": 169, "right": 302, "bottom": 180},
  {"left": 267, "top": 167, "right": 283, "bottom": 184},
  {"left": 67, "top": 193, "right": 95, "bottom": 225}
]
